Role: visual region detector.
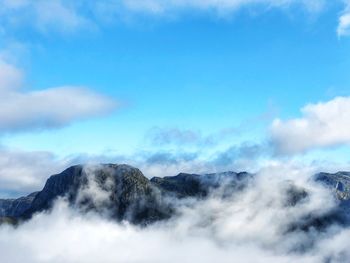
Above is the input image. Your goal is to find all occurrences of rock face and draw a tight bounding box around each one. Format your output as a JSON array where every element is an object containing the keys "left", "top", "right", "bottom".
[{"left": 1, "top": 164, "right": 350, "bottom": 226}]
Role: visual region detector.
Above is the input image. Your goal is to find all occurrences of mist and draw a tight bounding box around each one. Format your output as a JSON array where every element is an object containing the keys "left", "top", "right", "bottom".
[{"left": 0, "top": 163, "right": 349, "bottom": 263}]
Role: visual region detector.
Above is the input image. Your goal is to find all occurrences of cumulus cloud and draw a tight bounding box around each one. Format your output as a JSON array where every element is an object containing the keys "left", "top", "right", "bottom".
[
  {"left": 0, "top": 60, "right": 116, "bottom": 132},
  {"left": 270, "top": 97, "right": 350, "bottom": 155},
  {"left": 0, "top": 163, "right": 349, "bottom": 262}
]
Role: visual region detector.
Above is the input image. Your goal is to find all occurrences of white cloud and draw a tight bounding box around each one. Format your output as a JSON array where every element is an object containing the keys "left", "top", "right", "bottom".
[
  {"left": 0, "top": 60, "right": 116, "bottom": 132},
  {"left": 0, "top": 163, "right": 348, "bottom": 262},
  {"left": 0, "top": 86, "right": 116, "bottom": 132},
  {"left": 0, "top": 0, "right": 347, "bottom": 35},
  {"left": 338, "top": 1, "right": 350, "bottom": 36},
  {"left": 0, "top": 148, "right": 71, "bottom": 196},
  {"left": 0, "top": 0, "right": 90, "bottom": 33},
  {"left": 270, "top": 96, "right": 350, "bottom": 155},
  {"left": 0, "top": 61, "right": 22, "bottom": 92}
]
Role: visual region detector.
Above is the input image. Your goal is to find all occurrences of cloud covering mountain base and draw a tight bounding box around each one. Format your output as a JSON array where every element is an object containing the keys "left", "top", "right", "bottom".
[{"left": 1, "top": 164, "right": 350, "bottom": 263}]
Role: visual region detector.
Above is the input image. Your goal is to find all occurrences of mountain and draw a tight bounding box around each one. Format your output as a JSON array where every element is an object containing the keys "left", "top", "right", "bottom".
[
  {"left": 315, "top": 172, "right": 350, "bottom": 220},
  {"left": 0, "top": 164, "right": 349, "bottom": 226},
  {"left": 21, "top": 164, "right": 175, "bottom": 224},
  {"left": 315, "top": 172, "right": 350, "bottom": 201},
  {"left": 0, "top": 192, "right": 38, "bottom": 217},
  {"left": 151, "top": 171, "right": 252, "bottom": 198}
]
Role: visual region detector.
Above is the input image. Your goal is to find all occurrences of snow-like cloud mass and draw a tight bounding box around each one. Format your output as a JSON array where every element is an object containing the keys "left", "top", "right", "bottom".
[
  {"left": 0, "top": 163, "right": 349, "bottom": 262},
  {"left": 270, "top": 97, "right": 350, "bottom": 155},
  {"left": 0, "top": 60, "right": 116, "bottom": 132}
]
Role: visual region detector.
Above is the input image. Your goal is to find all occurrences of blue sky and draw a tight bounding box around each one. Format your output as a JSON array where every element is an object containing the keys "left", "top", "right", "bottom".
[{"left": 1, "top": 0, "right": 350, "bottom": 195}]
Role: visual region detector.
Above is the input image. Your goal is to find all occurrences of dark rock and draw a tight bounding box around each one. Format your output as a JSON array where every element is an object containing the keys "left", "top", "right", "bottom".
[
  {"left": 21, "top": 164, "right": 171, "bottom": 224},
  {"left": 150, "top": 171, "right": 252, "bottom": 198},
  {"left": 315, "top": 172, "right": 350, "bottom": 200},
  {"left": 0, "top": 192, "right": 38, "bottom": 218}
]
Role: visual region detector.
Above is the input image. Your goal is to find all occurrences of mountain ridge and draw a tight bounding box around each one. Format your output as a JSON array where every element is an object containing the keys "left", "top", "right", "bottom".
[{"left": 1, "top": 164, "right": 349, "bottom": 225}]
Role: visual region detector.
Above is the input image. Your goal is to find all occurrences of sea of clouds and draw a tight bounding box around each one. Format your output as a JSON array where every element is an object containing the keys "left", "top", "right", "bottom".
[{"left": 0, "top": 163, "right": 349, "bottom": 263}]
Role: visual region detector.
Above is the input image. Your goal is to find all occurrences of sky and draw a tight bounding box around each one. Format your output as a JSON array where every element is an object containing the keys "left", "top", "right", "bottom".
[{"left": 0, "top": 0, "right": 350, "bottom": 196}]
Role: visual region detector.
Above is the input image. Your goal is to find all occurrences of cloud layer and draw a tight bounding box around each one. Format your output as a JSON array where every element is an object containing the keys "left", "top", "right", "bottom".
[
  {"left": 0, "top": 163, "right": 349, "bottom": 262},
  {"left": 0, "top": 60, "right": 116, "bottom": 132},
  {"left": 270, "top": 97, "right": 350, "bottom": 155}
]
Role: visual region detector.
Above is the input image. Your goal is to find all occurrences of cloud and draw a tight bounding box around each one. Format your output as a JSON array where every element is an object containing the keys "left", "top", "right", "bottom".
[
  {"left": 0, "top": 0, "right": 90, "bottom": 34},
  {"left": 1, "top": 163, "right": 349, "bottom": 262},
  {"left": 0, "top": 0, "right": 347, "bottom": 37},
  {"left": 270, "top": 96, "right": 350, "bottom": 155},
  {"left": 121, "top": 0, "right": 326, "bottom": 15},
  {"left": 338, "top": 1, "right": 350, "bottom": 36},
  {"left": 213, "top": 142, "right": 268, "bottom": 167},
  {"left": 0, "top": 144, "right": 255, "bottom": 197},
  {"left": 0, "top": 60, "right": 116, "bottom": 132},
  {"left": 0, "top": 147, "right": 72, "bottom": 197},
  {"left": 147, "top": 127, "right": 203, "bottom": 146},
  {"left": 146, "top": 127, "right": 216, "bottom": 147},
  {"left": 145, "top": 124, "right": 251, "bottom": 148},
  {"left": 0, "top": 61, "right": 23, "bottom": 92}
]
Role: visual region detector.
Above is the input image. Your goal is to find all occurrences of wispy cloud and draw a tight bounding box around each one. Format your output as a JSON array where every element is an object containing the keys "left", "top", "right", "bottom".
[
  {"left": 0, "top": 0, "right": 91, "bottom": 34},
  {"left": 121, "top": 0, "right": 326, "bottom": 14},
  {"left": 338, "top": 1, "right": 350, "bottom": 36},
  {"left": 0, "top": 0, "right": 348, "bottom": 36}
]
